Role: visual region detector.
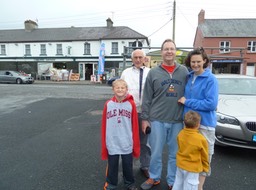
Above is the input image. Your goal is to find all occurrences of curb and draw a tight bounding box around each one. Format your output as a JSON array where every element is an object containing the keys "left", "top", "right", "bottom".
[{"left": 34, "top": 80, "right": 108, "bottom": 85}]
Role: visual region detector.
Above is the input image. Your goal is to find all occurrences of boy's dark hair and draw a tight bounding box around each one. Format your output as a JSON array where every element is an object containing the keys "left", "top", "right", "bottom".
[
  {"left": 184, "top": 111, "right": 201, "bottom": 129},
  {"left": 185, "top": 47, "right": 210, "bottom": 69}
]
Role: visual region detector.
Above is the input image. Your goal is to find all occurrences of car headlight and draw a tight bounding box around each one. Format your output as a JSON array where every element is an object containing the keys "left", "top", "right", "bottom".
[{"left": 216, "top": 113, "right": 240, "bottom": 125}]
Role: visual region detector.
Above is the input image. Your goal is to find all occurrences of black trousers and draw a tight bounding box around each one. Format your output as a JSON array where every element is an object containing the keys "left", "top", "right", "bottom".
[{"left": 105, "top": 153, "right": 135, "bottom": 189}]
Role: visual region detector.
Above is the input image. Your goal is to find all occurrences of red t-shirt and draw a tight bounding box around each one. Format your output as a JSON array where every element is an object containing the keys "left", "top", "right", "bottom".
[{"left": 162, "top": 64, "right": 176, "bottom": 73}]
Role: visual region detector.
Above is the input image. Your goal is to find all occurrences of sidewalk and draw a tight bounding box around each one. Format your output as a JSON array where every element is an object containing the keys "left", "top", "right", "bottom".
[{"left": 34, "top": 79, "right": 107, "bottom": 85}]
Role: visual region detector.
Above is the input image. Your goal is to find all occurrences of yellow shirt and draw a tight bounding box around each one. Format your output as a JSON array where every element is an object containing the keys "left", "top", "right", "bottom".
[{"left": 176, "top": 128, "right": 209, "bottom": 173}]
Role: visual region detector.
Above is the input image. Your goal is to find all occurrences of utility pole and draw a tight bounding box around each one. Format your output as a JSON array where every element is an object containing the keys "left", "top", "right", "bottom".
[{"left": 172, "top": 0, "right": 176, "bottom": 42}]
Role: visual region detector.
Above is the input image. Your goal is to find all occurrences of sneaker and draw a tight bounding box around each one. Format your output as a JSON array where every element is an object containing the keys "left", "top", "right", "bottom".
[
  {"left": 103, "top": 182, "right": 115, "bottom": 190},
  {"left": 127, "top": 185, "right": 137, "bottom": 190},
  {"left": 168, "top": 185, "right": 173, "bottom": 190},
  {"left": 140, "top": 178, "right": 160, "bottom": 190}
]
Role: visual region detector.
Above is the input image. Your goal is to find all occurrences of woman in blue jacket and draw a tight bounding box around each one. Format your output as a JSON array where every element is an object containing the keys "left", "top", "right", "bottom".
[{"left": 178, "top": 47, "right": 218, "bottom": 190}]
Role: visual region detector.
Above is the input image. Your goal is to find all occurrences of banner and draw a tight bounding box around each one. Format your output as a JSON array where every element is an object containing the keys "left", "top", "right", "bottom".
[{"left": 98, "top": 43, "right": 105, "bottom": 75}]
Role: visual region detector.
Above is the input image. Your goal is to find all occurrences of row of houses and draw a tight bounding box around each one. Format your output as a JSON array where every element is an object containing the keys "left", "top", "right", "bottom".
[
  {"left": 0, "top": 10, "right": 256, "bottom": 80},
  {"left": 0, "top": 18, "right": 150, "bottom": 81}
]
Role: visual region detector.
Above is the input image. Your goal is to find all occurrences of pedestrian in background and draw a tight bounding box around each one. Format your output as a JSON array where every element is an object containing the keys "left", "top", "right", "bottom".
[
  {"left": 101, "top": 79, "right": 140, "bottom": 190},
  {"left": 178, "top": 47, "right": 218, "bottom": 190},
  {"left": 140, "top": 39, "right": 189, "bottom": 190},
  {"left": 121, "top": 49, "right": 151, "bottom": 178},
  {"left": 173, "top": 111, "right": 209, "bottom": 190}
]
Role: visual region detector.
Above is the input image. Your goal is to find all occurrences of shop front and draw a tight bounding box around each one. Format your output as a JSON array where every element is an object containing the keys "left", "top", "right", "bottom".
[{"left": 211, "top": 59, "right": 242, "bottom": 74}]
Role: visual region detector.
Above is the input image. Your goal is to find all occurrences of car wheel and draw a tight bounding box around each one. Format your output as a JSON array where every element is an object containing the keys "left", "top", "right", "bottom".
[{"left": 16, "top": 78, "right": 22, "bottom": 84}]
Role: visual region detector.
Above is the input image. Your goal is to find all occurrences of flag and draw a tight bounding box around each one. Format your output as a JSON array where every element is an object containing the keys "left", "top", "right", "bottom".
[{"left": 98, "top": 43, "right": 105, "bottom": 75}]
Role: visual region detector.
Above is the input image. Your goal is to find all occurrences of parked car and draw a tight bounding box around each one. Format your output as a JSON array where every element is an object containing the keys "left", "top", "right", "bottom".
[
  {"left": 0, "top": 70, "right": 34, "bottom": 84},
  {"left": 107, "top": 76, "right": 120, "bottom": 86},
  {"left": 215, "top": 74, "right": 256, "bottom": 149}
]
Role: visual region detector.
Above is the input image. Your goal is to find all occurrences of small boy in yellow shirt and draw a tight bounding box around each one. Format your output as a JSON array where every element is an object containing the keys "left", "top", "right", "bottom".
[{"left": 173, "top": 111, "right": 209, "bottom": 190}]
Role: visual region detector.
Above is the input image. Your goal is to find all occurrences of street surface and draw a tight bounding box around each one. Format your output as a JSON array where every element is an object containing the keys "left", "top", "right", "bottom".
[{"left": 0, "top": 82, "right": 255, "bottom": 190}]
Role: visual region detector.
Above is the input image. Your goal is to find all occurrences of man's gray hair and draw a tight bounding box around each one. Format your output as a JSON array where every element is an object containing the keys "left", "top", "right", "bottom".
[{"left": 131, "top": 49, "right": 146, "bottom": 58}]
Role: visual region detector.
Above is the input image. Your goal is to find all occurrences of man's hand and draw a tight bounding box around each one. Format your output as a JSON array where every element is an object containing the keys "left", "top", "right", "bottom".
[{"left": 142, "top": 120, "right": 150, "bottom": 134}]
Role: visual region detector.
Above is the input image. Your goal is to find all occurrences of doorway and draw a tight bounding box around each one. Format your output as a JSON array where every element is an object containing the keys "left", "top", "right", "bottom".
[
  {"left": 246, "top": 63, "right": 255, "bottom": 76},
  {"left": 79, "top": 63, "right": 94, "bottom": 80},
  {"left": 85, "top": 64, "right": 93, "bottom": 80}
]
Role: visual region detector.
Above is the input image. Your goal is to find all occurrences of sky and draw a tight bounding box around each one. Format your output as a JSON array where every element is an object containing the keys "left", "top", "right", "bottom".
[{"left": 1, "top": 0, "right": 256, "bottom": 48}]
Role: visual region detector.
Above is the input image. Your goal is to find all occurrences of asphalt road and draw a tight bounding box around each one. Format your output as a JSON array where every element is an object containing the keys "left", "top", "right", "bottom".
[{"left": 0, "top": 83, "right": 255, "bottom": 190}]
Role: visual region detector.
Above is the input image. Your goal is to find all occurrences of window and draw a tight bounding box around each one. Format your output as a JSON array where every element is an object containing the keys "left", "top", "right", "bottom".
[
  {"left": 219, "top": 41, "right": 230, "bottom": 53},
  {"left": 128, "top": 42, "right": 133, "bottom": 54},
  {"left": 40, "top": 44, "right": 47, "bottom": 55},
  {"left": 0, "top": 45, "right": 6, "bottom": 55},
  {"left": 247, "top": 41, "right": 256, "bottom": 52},
  {"left": 84, "top": 42, "right": 91, "bottom": 55},
  {"left": 56, "top": 44, "right": 63, "bottom": 55},
  {"left": 111, "top": 42, "right": 118, "bottom": 54},
  {"left": 67, "top": 46, "right": 71, "bottom": 55},
  {"left": 25, "top": 44, "right": 31, "bottom": 56}
]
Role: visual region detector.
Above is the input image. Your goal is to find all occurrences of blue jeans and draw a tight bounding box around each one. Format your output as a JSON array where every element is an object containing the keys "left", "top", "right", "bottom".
[{"left": 148, "top": 121, "right": 183, "bottom": 186}]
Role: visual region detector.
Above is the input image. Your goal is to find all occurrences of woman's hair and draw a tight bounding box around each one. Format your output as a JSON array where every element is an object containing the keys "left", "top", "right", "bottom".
[
  {"left": 185, "top": 47, "right": 210, "bottom": 68},
  {"left": 184, "top": 111, "right": 201, "bottom": 129},
  {"left": 161, "top": 39, "right": 176, "bottom": 50}
]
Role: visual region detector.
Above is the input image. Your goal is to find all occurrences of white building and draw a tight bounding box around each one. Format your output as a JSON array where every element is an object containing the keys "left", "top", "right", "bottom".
[{"left": 0, "top": 18, "right": 149, "bottom": 80}]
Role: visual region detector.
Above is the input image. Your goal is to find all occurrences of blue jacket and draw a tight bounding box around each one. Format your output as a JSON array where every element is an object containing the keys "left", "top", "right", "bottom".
[{"left": 184, "top": 69, "right": 219, "bottom": 128}]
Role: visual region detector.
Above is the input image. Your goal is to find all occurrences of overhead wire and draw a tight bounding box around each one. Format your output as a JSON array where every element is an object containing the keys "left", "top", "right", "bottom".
[
  {"left": 0, "top": 1, "right": 173, "bottom": 38},
  {"left": 2, "top": 0, "right": 255, "bottom": 39},
  {"left": 147, "top": 19, "right": 172, "bottom": 38}
]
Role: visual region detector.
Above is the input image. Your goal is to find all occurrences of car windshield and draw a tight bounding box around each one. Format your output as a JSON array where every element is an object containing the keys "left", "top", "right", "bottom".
[{"left": 218, "top": 78, "right": 256, "bottom": 95}]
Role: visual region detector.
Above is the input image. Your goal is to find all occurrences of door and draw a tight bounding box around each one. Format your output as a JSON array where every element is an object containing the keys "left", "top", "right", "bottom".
[
  {"left": 230, "top": 64, "right": 240, "bottom": 74},
  {"left": 79, "top": 63, "right": 94, "bottom": 80},
  {"left": 246, "top": 64, "right": 255, "bottom": 76},
  {"left": 79, "top": 63, "right": 85, "bottom": 80},
  {"left": 85, "top": 64, "right": 93, "bottom": 80}
]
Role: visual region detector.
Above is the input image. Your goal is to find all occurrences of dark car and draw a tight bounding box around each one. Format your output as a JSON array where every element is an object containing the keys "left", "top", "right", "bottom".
[
  {"left": 107, "top": 76, "right": 120, "bottom": 86},
  {"left": 0, "top": 70, "right": 34, "bottom": 84},
  {"left": 215, "top": 74, "right": 256, "bottom": 149}
]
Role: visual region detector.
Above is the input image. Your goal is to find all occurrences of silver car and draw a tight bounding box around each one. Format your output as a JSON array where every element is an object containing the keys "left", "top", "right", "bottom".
[
  {"left": 215, "top": 74, "right": 256, "bottom": 149},
  {"left": 0, "top": 70, "right": 34, "bottom": 84}
]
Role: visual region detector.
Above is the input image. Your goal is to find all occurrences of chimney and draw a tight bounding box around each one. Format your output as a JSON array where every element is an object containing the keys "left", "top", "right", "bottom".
[
  {"left": 24, "top": 20, "right": 38, "bottom": 32},
  {"left": 106, "top": 18, "right": 113, "bottom": 28},
  {"left": 198, "top": 9, "right": 205, "bottom": 25}
]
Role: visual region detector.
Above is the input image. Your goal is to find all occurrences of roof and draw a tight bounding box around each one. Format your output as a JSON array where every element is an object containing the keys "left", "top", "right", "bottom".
[
  {"left": 198, "top": 19, "right": 256, "bottom": 37},
  {"left": 0, "top": 26, "right": 148, "bottom": 43}
]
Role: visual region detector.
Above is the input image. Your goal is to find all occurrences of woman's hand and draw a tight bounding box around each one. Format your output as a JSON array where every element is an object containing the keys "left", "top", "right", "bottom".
[{"left": 178, "top": 96, "right": 186, "bottom": 104}]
